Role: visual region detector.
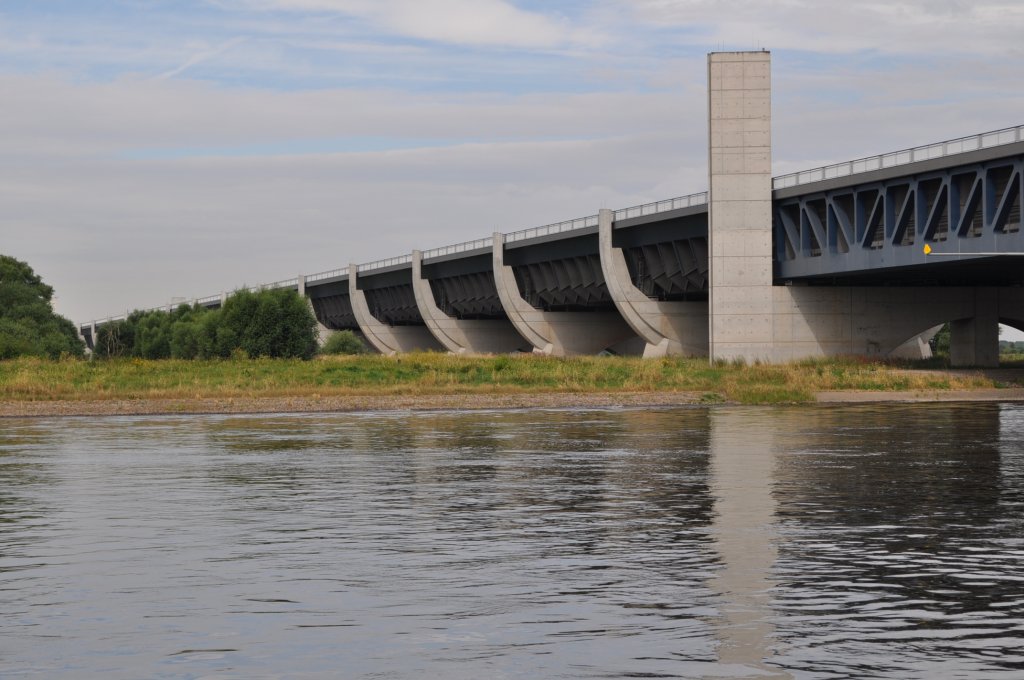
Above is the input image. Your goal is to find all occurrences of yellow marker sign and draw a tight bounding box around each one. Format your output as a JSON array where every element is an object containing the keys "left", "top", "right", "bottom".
[{"left": 923, "top": 244, "right": 932, "bottom": 255}]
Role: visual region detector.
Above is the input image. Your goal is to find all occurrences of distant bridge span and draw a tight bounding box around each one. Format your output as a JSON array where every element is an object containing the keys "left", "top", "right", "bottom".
[{"left": 81, "top": 52, "right": 1024, "bottom": 366}]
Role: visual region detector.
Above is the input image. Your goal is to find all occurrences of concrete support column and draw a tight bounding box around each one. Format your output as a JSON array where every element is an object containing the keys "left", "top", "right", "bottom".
[
  {"left": 598, "top": 208, "right": 709, "bottom": 357},
  {"left": 951, "top": 290, "right": 999, "bottom": 367},
  {"left": 411, "top": 250, "right": 527, "bottom": 355},
  {"left": 299, "top": 274, "right": 333, "bottom": 346},
  {"left": 492, "top": 233, "right": 553, "bottom": 354},
  {"left": 492, "top": 233, "right": 639, "bottom": 355},
  {"left": 707, "top": 51, "right": 773, "bottom": 362},
  {"left": 348, "top": 262, "right": 443, "bottom": 355}
]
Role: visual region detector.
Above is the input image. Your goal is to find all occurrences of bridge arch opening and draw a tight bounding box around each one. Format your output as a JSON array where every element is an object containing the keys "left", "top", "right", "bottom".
[
  {"left": 998, "top": 319, "right": 1024, "bottom": 364},
  {"left": 887, "top": 324, "right": 946, "bottom": 361},
  {"left": 886, "top": 314, "right": 1024, "bottom": 367}
]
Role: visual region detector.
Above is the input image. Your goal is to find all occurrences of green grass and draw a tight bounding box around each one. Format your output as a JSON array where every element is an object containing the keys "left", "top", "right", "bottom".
[{"left": 0, "top": 353, "right": 1002, "bottom": 406}]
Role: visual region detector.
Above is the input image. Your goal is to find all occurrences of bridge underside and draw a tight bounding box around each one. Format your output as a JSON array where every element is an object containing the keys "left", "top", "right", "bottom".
[
  {"left": 363, "top": 284, "right": 422, "bottom": 326},
  {"left": 307, "top": 280, "right": 359, "bottom": 331},
  {"left": 788, "top": 256, "right": 1024, "bottom": 288},
  {"left": 428, "top": 271, "right": 506, "bottom": 320},
  {"left": 511, "top": 254, "right": 616, "bottom": 312},
  {"left": 614, "top": 211, "right": 710, "bottom": 302}
]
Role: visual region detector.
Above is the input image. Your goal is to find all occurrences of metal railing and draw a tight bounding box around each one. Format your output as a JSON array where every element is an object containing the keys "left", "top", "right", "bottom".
[
  {"left": 306, "top": 267, "right": 348, "bottom": 283},
  {"left": 266, "top": 278, "right": 298, "bottom": 290},
  {"left": 506, "top": 214, "right": 598, "bottom": 243},
  {"left": 357, "top": 254, "right": 412, "bottom": 273},
  {"left": 196, "top": 295, "right": 222, "bottom": 306},
  {"left": 772, "top": 124, "right": 1024, "bottom": 190},
  {"left": 422, "top": 237, "right": 494, "bottom": 260},
  {"left": 614, "top": 191, "right": 708, "bottom": 221}
]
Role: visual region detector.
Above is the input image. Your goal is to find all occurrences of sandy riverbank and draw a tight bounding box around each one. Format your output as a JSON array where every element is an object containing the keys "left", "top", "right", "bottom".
[
  {"left": 4, "top": 387, "right": 1024, "bottom": 418},
  {"left": 0, "top": 391, "right": 708, "bottom": 418}
]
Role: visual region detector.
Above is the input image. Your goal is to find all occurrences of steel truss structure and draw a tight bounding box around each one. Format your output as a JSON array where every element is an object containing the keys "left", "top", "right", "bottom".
[{"left": 774, "top": 155, "right": 1024, "bottom": 281}]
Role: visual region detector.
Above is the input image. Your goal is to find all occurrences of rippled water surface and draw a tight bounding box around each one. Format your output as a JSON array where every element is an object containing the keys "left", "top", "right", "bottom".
[{"left": 2, "top": 404, "right": 1023, "bottom": 679}]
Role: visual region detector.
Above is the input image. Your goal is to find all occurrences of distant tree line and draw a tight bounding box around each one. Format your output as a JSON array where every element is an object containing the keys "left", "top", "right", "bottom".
[
  {"left": 94, "top": 288, "right": 320, "bottom": 360},
  {"left": 999, "top": 339, "right": 1024, "bottom": 356},
  {"left": 0, "top": 255, "right": 85, "bottom": 359},
  {"left": 931, "top": 323, "right": 1024, "bottom": 358}
]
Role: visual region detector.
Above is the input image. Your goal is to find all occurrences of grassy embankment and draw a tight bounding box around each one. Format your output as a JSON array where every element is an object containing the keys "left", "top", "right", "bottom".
[{"left": 0, "top": 353, "right": 1002, "bottom": 406}]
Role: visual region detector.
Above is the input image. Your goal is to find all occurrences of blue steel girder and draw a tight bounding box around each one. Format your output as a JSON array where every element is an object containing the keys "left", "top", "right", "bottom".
[{"left": 774, "top": 154, "right": 1024, "bottom": 281}]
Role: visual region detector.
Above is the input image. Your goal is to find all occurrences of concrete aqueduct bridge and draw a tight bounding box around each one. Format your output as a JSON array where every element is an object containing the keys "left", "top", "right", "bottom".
[{"left": 81, "top": 51, "right": 1024, "bottom": 366}]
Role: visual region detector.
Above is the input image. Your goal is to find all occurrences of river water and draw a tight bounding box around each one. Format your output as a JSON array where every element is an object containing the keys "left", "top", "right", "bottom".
[{"left": 1, "top": 403, "right": 1023, "bottom": 679}]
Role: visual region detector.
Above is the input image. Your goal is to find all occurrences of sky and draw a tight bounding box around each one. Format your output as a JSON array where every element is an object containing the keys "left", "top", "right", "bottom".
[{"left": 2, "top": 0, "right": 1023, "bottom": 328}]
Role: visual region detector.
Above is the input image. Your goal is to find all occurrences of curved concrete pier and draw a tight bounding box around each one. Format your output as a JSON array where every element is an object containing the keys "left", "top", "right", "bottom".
[
  {"left": 411, "top": 250, "right": 528, "bottom": 355},
  {"left": 492, "top": 233, "right": 638, "bottom": 356},
  {"left": 598, "top": 209, "right": 709, "bottom": 357},
  {"left": 349, "top": 263, "right": 444, "bottom": 355}
]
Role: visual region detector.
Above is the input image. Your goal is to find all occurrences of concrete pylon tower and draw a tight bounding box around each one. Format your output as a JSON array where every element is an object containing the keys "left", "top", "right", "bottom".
[{"left": 707, "top": 51, "right": 773, "bottom": 362}]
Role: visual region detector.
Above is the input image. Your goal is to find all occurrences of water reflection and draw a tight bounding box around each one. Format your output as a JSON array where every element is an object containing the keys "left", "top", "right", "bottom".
[
  {"left": 708, "top": 408, "right": 791, "bottom": 679},
  {"left": 768, "top": 404, "right": 1024, "bottom": 679},
  {"left": 0, "top": 404, "right": 1021, "bottom": 678}
]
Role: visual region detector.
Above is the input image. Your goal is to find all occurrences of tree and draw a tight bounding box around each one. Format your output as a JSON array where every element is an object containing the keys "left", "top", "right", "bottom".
[
  {"left": 320, "top": 330, "right": 368, "bottom": 355},
  {"left": 217, "top": 288, "right": 318, "bottom": 359},
  {"left": 90, "top": 288, "right": 318, "bottom": 361},
  {"left": 0, "top": 255, "right": 84, "bottom": 359},
  {"left": 929, "top": 323, "right": 951, "bottom": 358}
]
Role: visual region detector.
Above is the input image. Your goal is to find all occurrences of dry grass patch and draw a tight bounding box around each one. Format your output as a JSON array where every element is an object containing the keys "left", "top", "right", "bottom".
[{"left": 0, "top": 353, "right": 1001, "bottom": 406}]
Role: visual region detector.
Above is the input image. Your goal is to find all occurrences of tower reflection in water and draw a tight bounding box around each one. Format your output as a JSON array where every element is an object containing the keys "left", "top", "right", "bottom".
[{"left": 708, "top": 408, "right": 792, "bottom": 679}]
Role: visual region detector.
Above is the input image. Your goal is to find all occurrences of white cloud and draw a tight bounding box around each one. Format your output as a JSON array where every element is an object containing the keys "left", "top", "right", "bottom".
[
  {"left": 250, "top": 0, "right": 602, "bottom": 49},
  {"left": 624, "top": 0, "right": 1024, "bottom": 55},
  {"left": 0, "top": 73, "right": 699, "bottom": 159},
  {"left": 157, "top": 36, "right": 249, "bottom": 80}
]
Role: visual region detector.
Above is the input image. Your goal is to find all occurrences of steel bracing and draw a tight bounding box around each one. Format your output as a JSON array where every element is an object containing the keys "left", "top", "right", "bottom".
[{"left": 775, "top": 154, "right": 1024, "bottom": 282}]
